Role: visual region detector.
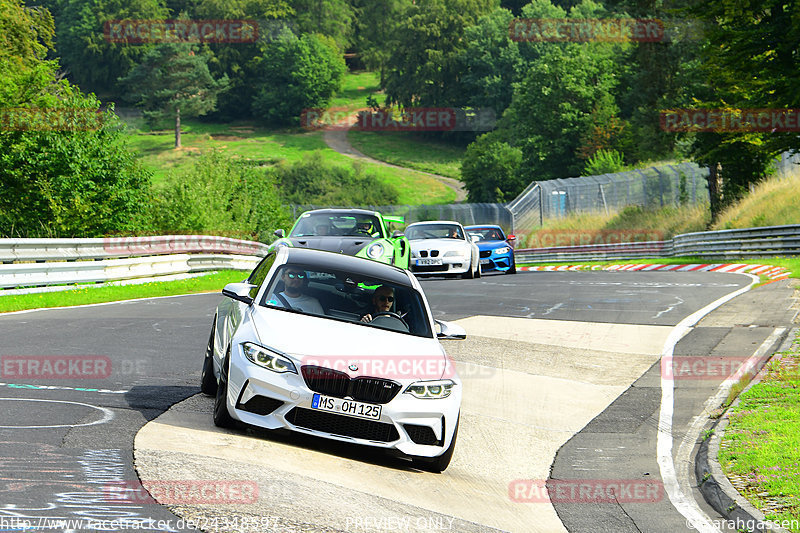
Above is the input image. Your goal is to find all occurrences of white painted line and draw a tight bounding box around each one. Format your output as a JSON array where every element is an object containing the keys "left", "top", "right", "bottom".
[
  {"left": 657, "top": 273, "right": 758, "bottom": 533},
  {"left": 0, "top": 398, "right": 114, "bottom": 428}
]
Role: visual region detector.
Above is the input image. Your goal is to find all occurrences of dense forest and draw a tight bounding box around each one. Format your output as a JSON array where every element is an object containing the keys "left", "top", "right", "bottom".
[{"left": 1, "top": 0, "right": 799, "bottom": 237}]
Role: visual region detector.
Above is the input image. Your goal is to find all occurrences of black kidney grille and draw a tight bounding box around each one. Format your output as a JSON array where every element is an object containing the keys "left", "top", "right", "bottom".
[
  {"left": 301, "top": 365, "right": 350, "bottom": 397},
  {"left": 286, "top": 407, "right": 400, "bottom": 442},
  {"left": 301, "top": 366, "right": 401, "bottom": 404}
]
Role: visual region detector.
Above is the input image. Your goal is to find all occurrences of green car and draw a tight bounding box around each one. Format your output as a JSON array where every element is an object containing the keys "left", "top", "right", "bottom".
[{"left": 271, "top": 209, "right": 411, "bottom": 269}]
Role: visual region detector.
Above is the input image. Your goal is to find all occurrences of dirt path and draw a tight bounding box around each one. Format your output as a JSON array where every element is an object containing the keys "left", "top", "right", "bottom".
[{"left": 323, "top": 127, "right": 467, "bottom": 202}]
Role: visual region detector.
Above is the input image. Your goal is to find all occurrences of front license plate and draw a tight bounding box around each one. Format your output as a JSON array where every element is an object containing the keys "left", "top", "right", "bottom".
[
  {"left": 480, "top": 259, "right": 492, "bottom": 265},
  {"left": 311, "top": 394, "right": 382, "bottom": 420},
  {"left": 416, "top": 258, "right": 442, "bottom": 266}
]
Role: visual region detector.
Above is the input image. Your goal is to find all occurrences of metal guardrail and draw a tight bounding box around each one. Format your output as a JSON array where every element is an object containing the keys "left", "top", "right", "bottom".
[
  {"left": 0, "top": 236, "right": 266, "bottom": 290},
  {"left": 515, "top": 225, "right": 800, "bottom": 263},
  {"left": 0, "top": 235, "right": 269, "bottom": 263}
]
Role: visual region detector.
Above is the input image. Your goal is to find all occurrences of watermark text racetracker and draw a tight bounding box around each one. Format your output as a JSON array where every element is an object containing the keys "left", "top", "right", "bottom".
[
  {"left": 300, "top": 107, "right": 496, "bottom": 132},
  {"left": 660, "top": 108, "right": 800, "bottom": 132},
  {"left": 301, "top": 355, "right": 493, "bottom": 380},
  {"left": 103, "top": 19, "right": 258, "bottom": 43},
  {"left": 0, "top": 107, "right": 103, "bottom": 131},
  {"left": 1, "top": 356, "right": 111, "bottom": 379},
  {"left": 509, "top": 479, "right": 664, "bottom": 503},
  {"left": 103, "top": 480, "right": 258, "bottom": 504},
  {"left": 526, "top": 229, "right": 664, "bottom": 248}
]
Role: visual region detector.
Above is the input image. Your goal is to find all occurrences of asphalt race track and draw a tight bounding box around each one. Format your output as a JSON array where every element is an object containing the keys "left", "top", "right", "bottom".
[{"left": 0, "top": 270, "right": 795, "bottom": 532}]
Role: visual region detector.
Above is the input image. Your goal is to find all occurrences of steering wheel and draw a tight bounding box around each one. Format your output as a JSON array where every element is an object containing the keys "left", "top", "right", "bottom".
[
  {"left": 354, "top": 229, "right": 373, "bottom": 236},
  {"left": 370, "top": 311, "right": 410, "bottom": 330}
]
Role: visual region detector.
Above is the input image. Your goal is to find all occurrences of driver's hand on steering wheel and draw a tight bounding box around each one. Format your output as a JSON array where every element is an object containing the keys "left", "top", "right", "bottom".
[{"left": 360, "top": 314, "right": 373, "bottom": 323}]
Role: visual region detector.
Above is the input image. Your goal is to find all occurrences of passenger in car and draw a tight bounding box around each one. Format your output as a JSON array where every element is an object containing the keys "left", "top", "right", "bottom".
[
  {"left": 360, "top": 285, "right": 395, "bottom": 323},
  {"left": 275, "top": 268, "right": 324, "bottom": 315}
]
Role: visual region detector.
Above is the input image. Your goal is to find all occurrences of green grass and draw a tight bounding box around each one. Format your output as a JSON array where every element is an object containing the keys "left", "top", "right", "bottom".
[
  {"left": 713, "top": 168, "right": 800, "bottom": 230},
  {"left": 347, "top": 130, "right": 467, "bottom": 178},
  {"left": 0, "top": 271, "right": 249, "bottom": 313},
  {"left": 718, "top": 331, "right": 800, "bottom": 530},
  {"left": 328, "top": 70, "right": 381, "bottom": 113}
]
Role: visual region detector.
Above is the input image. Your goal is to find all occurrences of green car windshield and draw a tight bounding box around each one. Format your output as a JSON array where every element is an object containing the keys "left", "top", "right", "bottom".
[{"left": 290, "top": 213, "right": 384, "bottom": 238}]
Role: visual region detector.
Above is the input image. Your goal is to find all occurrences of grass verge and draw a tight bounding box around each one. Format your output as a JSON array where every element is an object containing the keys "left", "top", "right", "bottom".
[
  {"left": 0, "top": 271, "right": 248, "bottom": 313},
  {"left": 718, "top": 330, "right": 800, "bottom": 529},
  {"left": 347, "top": 130, "right": 467, "bottom": 179}
]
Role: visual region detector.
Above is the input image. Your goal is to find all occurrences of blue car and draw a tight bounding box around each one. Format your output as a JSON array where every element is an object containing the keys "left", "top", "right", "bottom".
[{"left": 464, "top": 225, "right": 517, "bottom": 274}]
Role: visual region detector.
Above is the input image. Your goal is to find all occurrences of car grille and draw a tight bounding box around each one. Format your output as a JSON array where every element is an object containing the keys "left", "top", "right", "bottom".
[
  {"left": 418, "top": 250, "right": 440, "bottom": 258},
  {"left": 285, "top": 407, "right": 400, "bottom": 442},
  {"left": 403, "top": 424, "right": 442, "bottom": 446},
  {"left": 480, "top": 250, "right": 492, "bottom": 258},
  {"left": 301, "top": 366, "right": 401, "bottom": 404},
  {"left": 238, "top": 395, "right": 284, "bottom": 416}
]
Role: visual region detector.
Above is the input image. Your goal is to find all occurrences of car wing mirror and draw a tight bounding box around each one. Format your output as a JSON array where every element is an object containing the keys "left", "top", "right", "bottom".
[
  {"left": 274, "top": 229, "right": 285, "bottom": 238},
  {"left": 507, "top": 234, "right": 516, "bottom": 242},
  {"left": 435, "top": 320, "right": 466, "bottom": 340},
  {"left": 470, "top": 235, "right": 480, "bottom": 243},
  {"left": 222, "top": 282, "right": 256, "bottom": 305},
  {"left": 392, "top": 230, "right": 404, "bottom": 238}
]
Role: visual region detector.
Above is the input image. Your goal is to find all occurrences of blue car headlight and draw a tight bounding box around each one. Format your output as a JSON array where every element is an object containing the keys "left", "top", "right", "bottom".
[
  {"left": 242, "top": 342, "right": 297, "bottom": 374},
  {"left": 494, "top": 247, "right": 510, "bottom": 255}
]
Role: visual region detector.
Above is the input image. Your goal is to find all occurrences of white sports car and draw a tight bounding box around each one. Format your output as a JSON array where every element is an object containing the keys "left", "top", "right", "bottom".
[
  {"left": 201, "top": 247, "right": 465, "bottom": 472},
  {"left": 405, "top": 221, "right": 481, "bottom": 278}
]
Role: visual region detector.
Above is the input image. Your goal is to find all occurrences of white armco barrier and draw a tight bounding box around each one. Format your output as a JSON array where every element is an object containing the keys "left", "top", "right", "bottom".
[
  {"left": 0, "top": 254, "right": 261, "bottom": 289},
  {"left": 0, "top": 235, "right": 269, "bottom": 263}
]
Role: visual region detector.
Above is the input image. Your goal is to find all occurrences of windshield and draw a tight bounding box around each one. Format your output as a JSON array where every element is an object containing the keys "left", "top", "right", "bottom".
[
  {"left": 467, "top": 227, "right": 505, "bottom": 241},
  {"left": 290, "top": 213, "right": 383, "bottom": 238},
  {"left": 261, "top": 264, "right": 432, "bottom": 338},
  {"left": 405, "top": 224, "right": 464, "bottom": 241}
]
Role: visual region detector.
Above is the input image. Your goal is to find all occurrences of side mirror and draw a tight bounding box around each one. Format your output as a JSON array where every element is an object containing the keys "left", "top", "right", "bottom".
[
  {"left": 392, "top": 230, "right": 404, "bottom": 238},
  {"left": 470, "top": 234, "right": 480, "bottom": 243},
  {"left": 507, "top": 234, "right": 517, "bottom": 241},
  {"left": 435, "top": 320, "right": 466, "bottom": 340},
  {"left": 274, "top": 229, "right": 285, "bottom": 238},
  {"left": 222, "top": 282, "right": 256, "bottom": 305}
]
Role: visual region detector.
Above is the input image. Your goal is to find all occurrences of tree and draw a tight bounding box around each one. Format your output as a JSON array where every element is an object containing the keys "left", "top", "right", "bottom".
[
  {"left": 382, "top": 0, "right": 496, "bottom": 108},
  {"left": 457, "top": 6, "right": 523, "bottom": 115},
  {"left": 0, "top": 0, "right": 152, "bottom": 237},
  {"left": 48, "top": 0, "right": 169, "bottom": 95},
  {"left": 351, "top": 0, "right": 412, "bottom": 82},
  {"left": 251, "top": 29, "right": 345, "bottom": 126},
  {"left": 119, "top": 42, "right": 229, "bottom": 147},
  {"left": 288, "top": 0, "right": 354, "bottom": 50},
  {"left": 460, "top": 133, "right": 523, "bottom": 202}
]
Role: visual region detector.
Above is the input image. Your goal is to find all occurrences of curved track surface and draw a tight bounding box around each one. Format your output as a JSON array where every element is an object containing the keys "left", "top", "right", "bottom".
[{"left": 0, "top": 271, "right": 791, "bottom": 532}]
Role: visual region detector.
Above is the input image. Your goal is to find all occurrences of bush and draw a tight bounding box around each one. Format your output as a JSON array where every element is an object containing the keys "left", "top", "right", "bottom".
[
  {"left": 583, "top": 149, "right": 626, "bottom": 176},
  {"left": 251, "top": 31, "right": 346, "bottom": 126},
  {"left": 270, "top": 151, "right": 399, "bottom": 206},
  {"left": 460, "top": 133, "right": 524, "bottom": 202},
  {"left": 147, "top": 151, "right": 292, "bottom": 242}
]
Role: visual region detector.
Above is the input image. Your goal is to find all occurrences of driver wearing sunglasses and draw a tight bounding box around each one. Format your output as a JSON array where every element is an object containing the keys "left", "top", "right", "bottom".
[
  {"left": 276, "top": 268, "right": 324, "bottom": 315},
  {"left": 360, "top": 285, "right": 395, "bottom": 323}
]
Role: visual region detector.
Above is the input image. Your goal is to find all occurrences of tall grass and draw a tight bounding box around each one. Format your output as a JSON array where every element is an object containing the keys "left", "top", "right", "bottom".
[{"left": 713, "top": 167, "right": 800, "bottom": 230}]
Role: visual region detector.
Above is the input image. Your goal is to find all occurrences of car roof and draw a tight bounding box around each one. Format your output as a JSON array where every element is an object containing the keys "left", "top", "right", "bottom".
[
  {"left": 283, "top": 248, "right": 413, "bottom": 287},
  {"left": 407, "top": 220, "right": 462, "bottom": 226},
  {"left": 465, "top": 224, "right": 502, "bottom": 230},
  {"left": 301, "top": 208, "right": 381, "bottom": 217}
]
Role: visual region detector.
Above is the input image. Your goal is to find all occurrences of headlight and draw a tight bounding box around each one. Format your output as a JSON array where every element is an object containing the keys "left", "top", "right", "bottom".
[
  {"left": 443, "top": 250, "right": 465, "bottom": 258},
  {"left": 404, "top": 380, "right": 455, "bottom": 399},
  {"left": 242, "top": 342, "right": 297, "bottom": 374},
  {"left": 494, "top": 246, "right": 510, "bottom": 255},
  {"left": 367, "top": 242, "right": 385, "bottom": 259}
]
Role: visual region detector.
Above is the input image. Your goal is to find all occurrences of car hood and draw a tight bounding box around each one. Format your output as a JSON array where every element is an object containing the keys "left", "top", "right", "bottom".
[
  {"left": 409, "top": 239, "right": 469, "bottom": 252},
  {"left": 476, "top": 240, "right": 510, "bottom": 251},
  {"left": 287, "top": 236, "right": 372, "bottom": 256},
  {"left": 249, "top": 308, "right": 449, "bottom": 380}
]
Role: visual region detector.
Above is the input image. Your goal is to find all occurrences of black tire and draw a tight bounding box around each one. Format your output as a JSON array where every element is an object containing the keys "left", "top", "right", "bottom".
[
  {"left": 200, "top": 322, "right": 218, "bottom": 396},
  {"left": 213, "top": 352, "right": 236, "bottom": 428},
  {"left": 461, "top": 262, "right": 475, "bottom": 279},
  {"left": 415, "top": 415, "right": 459, "bottom": 473},
  {"left": 507, "top": 257, "right": 517, "bottom": 275},
  {"left": 475, "top": 263, "right": 482, "bottom": 278}
]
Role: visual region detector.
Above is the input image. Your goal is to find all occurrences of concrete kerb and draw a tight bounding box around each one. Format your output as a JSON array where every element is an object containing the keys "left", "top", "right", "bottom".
[
  {"left": 518, "top": 263, "right": 792, "bottom": 281},
  {"left": 695, "top": 327, "right": 799, "bottom": 533}
]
